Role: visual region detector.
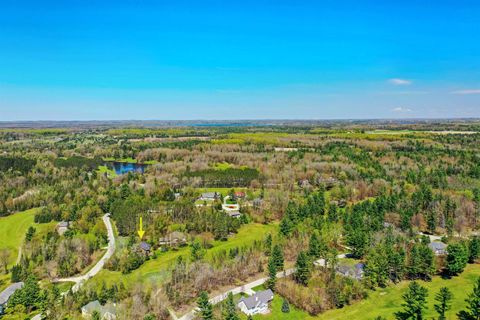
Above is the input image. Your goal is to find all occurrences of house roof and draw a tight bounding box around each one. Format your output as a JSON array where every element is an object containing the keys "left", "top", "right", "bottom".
[
  {"left": 238, "top": 289, "right": 274, "bottom": 310},
  {"left": 81, "top": 300, "right": 117, "bottom": 317},
  {"left": 81, "top": 300, "right": 102, "bottom": 313},
  {"left": 0, "top": 282, "right": 24, "bottom": 305},
  {"left": 57, "top": 221, "right": 69, "bottom": 228},
  {"left": 228, "top": 211, "right": 241, "bottom": 217},
  {"left": 201, "top": 192, "right": 218, "bottom": 198},
  {"left": 139, "top": 241, "right": 151, "bottom": 251},
  {"left": 429, "top": 242, "right": 447, "bottom": 251}
]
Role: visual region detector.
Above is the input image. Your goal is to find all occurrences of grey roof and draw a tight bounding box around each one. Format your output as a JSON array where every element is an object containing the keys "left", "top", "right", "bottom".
[
  {"left": 139, "top": 241, "right": 151, "bottom": 251},
  {"left": 201, "top": 192, "right": 218, "bottom": 199},
  {"left": 429, "top": 242, "right": 447, "bottom": 251},
  {"left": 238, "top": 289, "right": 274, "bottom": 310},
  {"left": 0, "top": 282, "right": 24, "bottom": 305},
  {"left": 228, "top": 211, "right": 241, "bottom": 217},
  {"left": 57, "top": 221, "right": 69, "bottom": 228},
  {"left": 81, "top": 300, "right": 117, "bottom": 317},
  {"left": 82, "top": 300, "right": 101, "bottom": 313}
]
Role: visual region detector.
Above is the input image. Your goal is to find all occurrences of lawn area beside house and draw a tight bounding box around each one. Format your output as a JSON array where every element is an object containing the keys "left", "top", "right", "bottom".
[
  {"left": 86, "top": 223, "right": 278, "bottom": 290},
  {"left": 318, "top": 263, "right": 480, "bottom": 320}
]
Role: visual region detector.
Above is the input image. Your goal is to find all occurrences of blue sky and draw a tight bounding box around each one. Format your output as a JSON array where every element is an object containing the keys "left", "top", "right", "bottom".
[{"left": 0, "top": 0, "right": 479, "bottom": 120}]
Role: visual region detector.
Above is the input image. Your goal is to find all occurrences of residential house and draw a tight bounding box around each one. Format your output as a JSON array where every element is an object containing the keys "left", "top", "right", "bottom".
[
  {"left": 237, "top": 289, "right": 274, "bottom": 316},
  {"left": 336, "top": 263, "right": 365, "bottom": 280},
  {"left": 159, "top": 231, "right": 187, "bottom": 247},
  {"left": 56, "top": 221, "right": 70, "bottom": 235},
  {"left": 0, "top": 282, "right": 24, "bottom": 315},
  {"left": 228, "top": 210, "right": 241, "bottom": 218},
  {"left": 81, "top": 300, "right": 117, "bottom": 319},
  {"left": 138, "top": 241, "right": 151, "bottom": 256},
  {"left": 199, "top": 192, "right": 219, "bottom": 201},
  {"left": 428, "top": 242, "right": 447, "bottom": 255},
  {"left": 234, "top": 191, "right": 246, "bottom": 200}
]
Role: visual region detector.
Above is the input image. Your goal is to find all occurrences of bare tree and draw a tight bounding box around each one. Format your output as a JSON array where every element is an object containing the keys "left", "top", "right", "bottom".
[{"left": 0, "top": 248, "right": 11, "bottom": 274}]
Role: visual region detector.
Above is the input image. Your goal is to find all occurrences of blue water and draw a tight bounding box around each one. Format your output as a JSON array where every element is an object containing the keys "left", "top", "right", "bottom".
[{"left": 107, "top": 162, "right": 147, "bottom": 175}]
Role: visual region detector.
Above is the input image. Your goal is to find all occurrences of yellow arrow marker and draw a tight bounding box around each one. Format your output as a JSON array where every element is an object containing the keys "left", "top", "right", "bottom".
[{"left": 137, "top": 216, "right": 145, "bottom": 240}]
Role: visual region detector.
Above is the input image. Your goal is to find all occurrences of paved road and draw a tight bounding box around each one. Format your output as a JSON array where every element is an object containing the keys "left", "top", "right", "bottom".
[
  {"left": 177, "top": 253, "right": 347, "bottom": 320},
  {"left": 55, "top": 213, "right": 115, "bottom": 292}
]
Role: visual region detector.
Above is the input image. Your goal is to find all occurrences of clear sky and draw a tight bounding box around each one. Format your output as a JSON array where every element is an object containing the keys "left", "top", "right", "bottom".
[{"left": 0, "top": 0, "right": 479, "bottom": 120}]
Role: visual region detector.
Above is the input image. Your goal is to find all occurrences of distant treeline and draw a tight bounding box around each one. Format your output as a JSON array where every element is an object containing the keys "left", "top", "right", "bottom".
[
  {"left": 54, "top": 156, "right": 103, "bottom": 170},
  {"left": 184, "top": 167, "right": 260, "bottom": 187},
  {"left": 0, "top": 156, "right": 36, "bottom": 174}
]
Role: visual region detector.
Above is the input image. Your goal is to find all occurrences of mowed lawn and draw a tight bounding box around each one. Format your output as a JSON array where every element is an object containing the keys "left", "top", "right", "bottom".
[
  {"left": 0, "top": 208, "right": 48, "bottom": 267},
  {"left": 88, "top": 223, "right": 278, "bottom": 289},
  {"left": 318, "top": 264, "right": 480, "bottom": 320}
]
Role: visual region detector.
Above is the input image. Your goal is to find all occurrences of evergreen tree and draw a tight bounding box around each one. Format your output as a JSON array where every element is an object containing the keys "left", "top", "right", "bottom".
[
  {"left": 469, "top": 237, "right": 480, "bottom": 263},
  {"left": 446, "top": 242, "right": 468, "bottom": 276},
  {"left": 264, "top": 234, "right": 272, "bottom": 256},
  {"left": 458, "top": 277, "right": 480, "bottom": 320},
  {"left": 279, "top": 217, "right": 292, "bottom": 236},
  {"left": 308, "top": 232, "right": 321, "bottom": 259},
  {"left": 266, "top": 257, "right": 277, "bottom": 291},
  {"left": 281, "top": 299, "right": 290, "bottom": 313},
  {"left": 271, "top": 244, "right": 284, "bottom": 270},
  {"left": 25, "top": 226, "right": 36, "bottom": 242},
  {"left": 328, "top": 203, "right": 339, "bottom": 223},
  {"left": 197, "top": 291, "right": 213, "bottom": 320},
  {"left": 407, "top": 243, "right": 435, "bottom": 280},
  {"left": 394, "top": 281, "right": 429, "bottom": 320},
  {"left": 223, "top": 292, "right": 240, "bottom": 320},
  {"left": 434, "top": 287, "right": 453, "bottom": 320},
  {"left": 92, "top": 311, "right": 101, "bottom": 320},
  {"left": 294, "top": 251, "right": 311, "bottom": 286},
  {"left": 191, "top": 240, "right": 205, "bottom": 261}
]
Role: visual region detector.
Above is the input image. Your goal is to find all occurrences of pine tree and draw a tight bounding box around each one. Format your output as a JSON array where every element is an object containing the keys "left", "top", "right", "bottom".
[
  {"left": 458, "top": 277, "right": 480, "bottom": 320},
  {"left": 434, "top": 287, "right": 453, "bottom": 320},
  {"left": 279, "top": 217, "right": 292, "bottom": 236},
  {"left": 197, "top": 291, "right": 213, "bottom": 320},
  {"left": 394, "top": 281, "right": 429, "bottom": 320},
  {"left": 308, "top": 233, "right": 321, "bottom": 259},
  {"left": 281, "top": 299, "right": 290, "bottom": 313},
  {"left": 446, "top": 242, "right": 468, "bottom": 276},
  {"left": 271, "top": 244, "right": 284, "bottom": 270},
  {"left": 266, "top": 257, "right": 277, "bottom": 291},
  {"left": 469, "top": 237, "right": 480, "bottom": 263},
  {"left": 264, "top": 234, "right": 272, "bottom": 256},
  {"left": 294, "top": 251, "right": 311, "bottom": 286},
  {"left": 223, "top": 292, "right": 240, "bottom": 320}
]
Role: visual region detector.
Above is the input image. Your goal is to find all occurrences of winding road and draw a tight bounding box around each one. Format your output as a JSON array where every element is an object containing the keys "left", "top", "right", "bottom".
[{"left": 55, "top": 213, "right": 115, "bottom": 292}]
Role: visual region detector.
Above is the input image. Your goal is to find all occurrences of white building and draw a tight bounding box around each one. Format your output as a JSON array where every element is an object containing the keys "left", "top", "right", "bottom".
[{"left": 237, "top": 289, "right": 274, "bottom": 316}]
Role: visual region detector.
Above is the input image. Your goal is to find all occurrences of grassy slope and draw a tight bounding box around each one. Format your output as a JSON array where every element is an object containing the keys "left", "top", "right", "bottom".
[
  {"left": 318, "top": 264, "right": 480, "bottom": 320},
  {"left": 88, "top": 223, "right": 277, "bottom": 289},
  {"left": 0, "top": 208, "right": 52, "bottom": 267}
]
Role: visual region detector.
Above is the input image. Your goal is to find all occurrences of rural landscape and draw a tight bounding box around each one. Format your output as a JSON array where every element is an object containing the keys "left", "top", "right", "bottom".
[{"left": 0, "top": 120, "right": 480, "bottom": 320}]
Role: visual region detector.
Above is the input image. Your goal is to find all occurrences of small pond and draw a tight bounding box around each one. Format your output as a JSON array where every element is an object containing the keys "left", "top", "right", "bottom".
[{"left": 106, "top": 162, "right": 148, "bottom": 175}]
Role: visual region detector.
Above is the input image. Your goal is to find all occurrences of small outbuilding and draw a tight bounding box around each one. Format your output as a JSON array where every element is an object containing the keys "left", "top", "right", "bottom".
[
  {"left": 81, "top": 300, "right": 117, "bottom": 319},
  {"left": 56, "top": 221, "right": 70, "bottom": 235}
]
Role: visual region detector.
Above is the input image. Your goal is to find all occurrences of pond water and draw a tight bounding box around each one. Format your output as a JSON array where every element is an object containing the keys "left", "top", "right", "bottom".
[{"left": 107, "top": 162, "right": 148, "bottom": 175}]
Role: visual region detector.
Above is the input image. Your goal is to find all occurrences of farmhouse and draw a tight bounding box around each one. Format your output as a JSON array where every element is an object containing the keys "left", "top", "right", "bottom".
[
  {"left": 81, "top": 300, "right": 117, "bottom": 319},
  {"left": 336, "top": 263, "right": 365, "bottom": 280},
  {"left": 0, "top": 282, "right": 24, "bottom": 315},
  {"left": 138, "top": 241, "right": 151, "bottom": 256},
  {"left": 237, "top": 289, "right": 274, "bottom": 316}
]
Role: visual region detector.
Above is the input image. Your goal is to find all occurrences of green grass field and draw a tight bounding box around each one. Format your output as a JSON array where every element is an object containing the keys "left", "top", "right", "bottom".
[
  {"left": 0, "top": 208, "right": 53, "bottom": 267},
  {"left": 318, "top": 264, "right": 480, "bottom": 320},
  {"left": 87, "top": 223, "right": 277, "bottom": 289}
]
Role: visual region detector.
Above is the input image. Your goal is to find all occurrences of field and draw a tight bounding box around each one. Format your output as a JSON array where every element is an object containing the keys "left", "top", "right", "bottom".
[
  {"left": 0, "top": 208, "right": 53, "bottom": 267},
  {"left": 87, "top": 223, "right": 277, "bottom": 289}
]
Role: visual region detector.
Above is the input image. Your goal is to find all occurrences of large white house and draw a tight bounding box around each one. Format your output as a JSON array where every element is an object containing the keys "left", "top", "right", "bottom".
[{"left": 237, "top": 289, "right": 274, "bottom": 316}]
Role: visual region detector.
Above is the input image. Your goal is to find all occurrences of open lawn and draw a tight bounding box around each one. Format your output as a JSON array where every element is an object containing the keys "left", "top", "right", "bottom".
[
  {"left": 87, "top": 223, "right": 277, "bottom": 290},
  {"left": 0, "top": 208, "right": 53, "bottom": 267},
  {"left": 318, "top": 264, "right": 480, "bottom": 320}
]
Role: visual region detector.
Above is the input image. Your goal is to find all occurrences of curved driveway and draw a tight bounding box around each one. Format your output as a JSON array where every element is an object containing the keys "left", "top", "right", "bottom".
[{"left": 55, "top": 213, "right": 115, "bottom": 292}]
